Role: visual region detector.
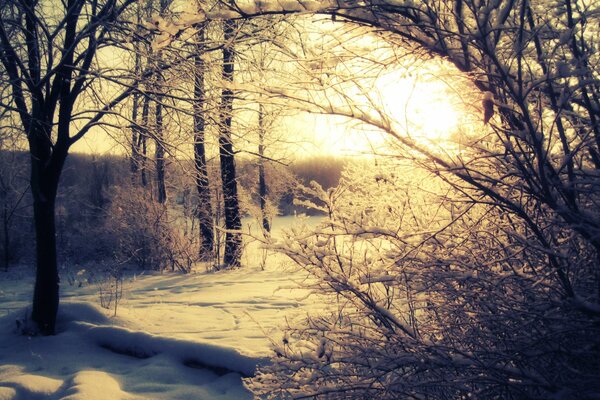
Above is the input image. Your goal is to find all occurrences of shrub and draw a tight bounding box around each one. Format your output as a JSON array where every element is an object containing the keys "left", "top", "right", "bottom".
[
  {"left": 248, "top": 161, "right": 600, "bottom": 399},
  {"left": 105, "top": 187, "right": 195, "bottom": 272}
]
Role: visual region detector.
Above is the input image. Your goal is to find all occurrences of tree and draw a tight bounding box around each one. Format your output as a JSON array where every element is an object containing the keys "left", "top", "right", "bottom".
[
  {"left": 129, "top": 2, "right": 143, "bottom": 181},
  {"left": 218, "top": 18, "right": 243, "bottom": 267},
  {"left": 192, "top": 23, "right": 215, "bottom": 260},
  {"left": 232, "top": 15, "right": 308, "bottom": 233},
  {"left": 151, "top": 0, "right": 172, "bottom": 205},
  {"left": 257, "top": 102, "right": 270, "bottom": 232},
  {"left": 241, "top": 22, "right": 287, "bottom": 234},
  {"left": 0, "top": 0, "right": 139, "bottom": 334}
]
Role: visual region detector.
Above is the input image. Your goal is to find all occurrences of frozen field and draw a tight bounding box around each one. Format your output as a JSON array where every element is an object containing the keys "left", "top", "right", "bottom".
[{"left": 0, "top": 216, "right": 322, "bottom": 399}]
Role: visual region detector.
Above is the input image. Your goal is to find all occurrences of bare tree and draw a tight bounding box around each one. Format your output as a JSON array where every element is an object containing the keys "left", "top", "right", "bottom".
[
  {"left": 129, "top": 3, "right": 143, "bottom": 181},
  {"left": 218, "top": 18, "right": 242, "bottom": 267},
  {"left": 0, "top": 0, "right": 140, "bottom": 334},
  {"left": 192, "top": 24, "right": 215, "bottom": 260},
  {"left": 151, "top": 0, "right": 172, "bottom": 205},
  {"left": 257, "top": 102, "right": 270, "bottom": 232}
]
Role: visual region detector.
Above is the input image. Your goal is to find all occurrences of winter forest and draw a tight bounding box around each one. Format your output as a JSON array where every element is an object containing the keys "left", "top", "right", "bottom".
[{"left": 0, "top": 0, "right": 599, "bottom": 398}]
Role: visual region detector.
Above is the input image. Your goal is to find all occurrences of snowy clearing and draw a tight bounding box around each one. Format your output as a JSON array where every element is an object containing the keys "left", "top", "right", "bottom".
[{"left": 0, "top": 216, "right": 322, "bottom": 400}]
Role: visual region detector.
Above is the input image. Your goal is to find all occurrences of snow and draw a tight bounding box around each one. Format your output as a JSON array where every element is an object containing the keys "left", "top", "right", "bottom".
[
  {"left": 0, "top": 373, "right": 63, "bottom": 397},
  {"left": 0, "top": 216, "right": 324, "bottom": 400},
  {"left": 205, "top": 9, "right": 239, "bottom": 20},
  {"left": 60, "top": 371, "right": 127, "bottom": 400},
  {"left": 174, "top": 12, "right": 206, "bottom": 28}
]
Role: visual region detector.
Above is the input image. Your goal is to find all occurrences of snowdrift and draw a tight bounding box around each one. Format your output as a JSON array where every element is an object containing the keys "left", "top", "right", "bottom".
[{"left": 0, "top": 302, "right": 263, "bottom": 399}]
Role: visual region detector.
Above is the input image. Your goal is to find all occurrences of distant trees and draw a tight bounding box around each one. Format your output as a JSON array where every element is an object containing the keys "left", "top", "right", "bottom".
[
  {"left": 291, "top": 156, "right": 345, "bottom": 190},
  {"left": 0, "top": 150, "right": 28, "bottom": 272}
]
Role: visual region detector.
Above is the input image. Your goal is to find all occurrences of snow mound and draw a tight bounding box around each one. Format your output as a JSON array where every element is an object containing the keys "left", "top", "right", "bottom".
[
  {"left": 14, "top": 301, "right": 269, "bottom": 378},
  {"left": 0, "top": 387, "right": 17, "bottom": 400},
  {"left": 0, "top": 373, "right": 62, "bottom": 398},
  {"left": 60, "top": 371, "right": 130, "bottom": 400},
  {"left": 0, "top": 370, "right": 133, "bottom": 400},
  {"left": 76, "top": 322, "right": 269, "bottom": 377},
  {"left": 0, "top": 302, "right": 258, "bottom": 399},
  {"left": 57, "top": 302, "right": 111, "bottom": 327}
]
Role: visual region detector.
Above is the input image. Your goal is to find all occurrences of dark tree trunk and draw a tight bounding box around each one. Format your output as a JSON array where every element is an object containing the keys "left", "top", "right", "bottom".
[
  {"left": 193, "top": 26, "right": 214, "bottom": 260},
  {"left": 29, "top": 0, "right": 76, "bottom": 331},
  {"left": 130, "top": 91, "right": 140, "bottom": 178},
  {"left": 29, "top": 125, "right": 68, "bottom": 336},
  {"left": 155, "top": 94, "right": 167, "bottom": 204},
  {"left": 19, "top": 0, "right": 80, "bottom": 335},
  {"left": 2, "top": 201, "right": 9, "bottom": 272},
  {"left": 140, "top": 95, "right": 150, "bottom": 188},
  {"left": 153, "top": 0, "right": 170, "bottom": 205},
  {"left": 258, "top": 103, "right": 270, "bottom": 233},
  {"left": 31, "top": 192, "right": 59, "bottom": 335},
  {"left": 219, "top": 19, "right": 242, "bottom": 267},
  {"left": 130, "top": 5, "right": 142, "bottom": 180}
]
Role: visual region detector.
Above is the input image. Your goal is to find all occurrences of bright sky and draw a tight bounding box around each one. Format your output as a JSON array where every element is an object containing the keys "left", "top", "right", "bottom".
[
  {"left": 72, "top": 79, "right": 466, "bottom": 158},
  {"left": 275, "top": 71, "right": 468, "bottom": 158},
  {"left": 379, "top": 73, "right": 462, "bottom": 140},
  {"left": 71, "top": 18, "right": 472, "bottom": 159},
  {"left": 72, "top": 67, "right": 469, "bottom": 158}
]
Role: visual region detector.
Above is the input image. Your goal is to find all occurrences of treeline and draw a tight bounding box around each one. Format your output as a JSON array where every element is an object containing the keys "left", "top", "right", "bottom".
[
  {"left": 290, "top": 156, "right": 346, "bottom": 189},
  {"left": 0, "top": 151, "right": 346, "bottom": 270}
]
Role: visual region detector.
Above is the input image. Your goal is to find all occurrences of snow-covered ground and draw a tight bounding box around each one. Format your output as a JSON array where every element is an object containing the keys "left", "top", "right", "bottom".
[{"left": 0, "top": 216, "right": 322, "bottom": 399}]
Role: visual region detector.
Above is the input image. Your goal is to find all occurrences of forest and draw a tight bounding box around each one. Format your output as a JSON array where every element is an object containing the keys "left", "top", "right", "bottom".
[
  {"left": 1, "top": 0, "right": 599, "bottom": 398},
  {"left": 0, "top": 151, "right": 345, "bottom": 269}
]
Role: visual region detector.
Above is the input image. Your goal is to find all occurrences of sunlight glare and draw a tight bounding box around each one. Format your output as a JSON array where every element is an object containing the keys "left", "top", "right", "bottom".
[{"left": 378, "top": 72, "right": 462, "bottom": 143}]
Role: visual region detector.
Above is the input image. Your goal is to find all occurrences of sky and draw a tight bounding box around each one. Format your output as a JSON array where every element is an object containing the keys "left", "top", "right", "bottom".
[
  {"left": 69, "top": 16, "right": 476, "bottom": 160},
  {"left": 71, "top": 69, "right": 471, "bottom": 159}
]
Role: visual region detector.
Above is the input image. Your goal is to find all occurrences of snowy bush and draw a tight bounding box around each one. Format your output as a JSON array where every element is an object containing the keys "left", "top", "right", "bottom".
[
  {"left": 105, "top": 187, "right": 195, "bottom": 272},
  {"left": 248, "top": 161, "right": 600, "bottom": 399}
]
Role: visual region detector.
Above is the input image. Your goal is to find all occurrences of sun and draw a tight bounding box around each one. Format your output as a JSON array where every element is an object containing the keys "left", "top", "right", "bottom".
[
  {"left": 410, "top": 96, "right": 460, "bottom": 141},
  {"left": 377, "top": 72, "right": 463, "bottom": 143},
  {"left": 284, "top": 68, "right": 466, "bottom": 157}
]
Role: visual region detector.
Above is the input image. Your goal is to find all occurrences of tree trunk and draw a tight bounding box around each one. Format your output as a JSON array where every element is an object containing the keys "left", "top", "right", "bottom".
[
  {"left": 153, "top": 0, "right": 170, "bottom": 205},
  {"left": 258, "top": 103, "right": 270, "bottom": 233},
  {"left": 31, "top": 192, "right": 59, "bottom": 335},
  {"left": 2, "top": 201, "right": 9, "bottom": 272},
  {"left": 140, "top": 95, "right": 150, "bottom": 188},
  {"left": 29, "top": 126, "right": 68, "bottom": 335},
  {"left": 130, "top": 91, "right": 140, "bottom": 178},
  {"left": 155, "top": 95, "right": 167, "bottom": 204},
  {"left": 25, "top": 0, "right": 76, "bottom": 335},
  {"left": 219, "top": 19, "right": 242, "bottom": 267},
  {"left": 130, "top": 3, "right": 142, "bottom": 181},
  {"left": 193, "top": 26, "right": 214, "bottom": 260}
]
